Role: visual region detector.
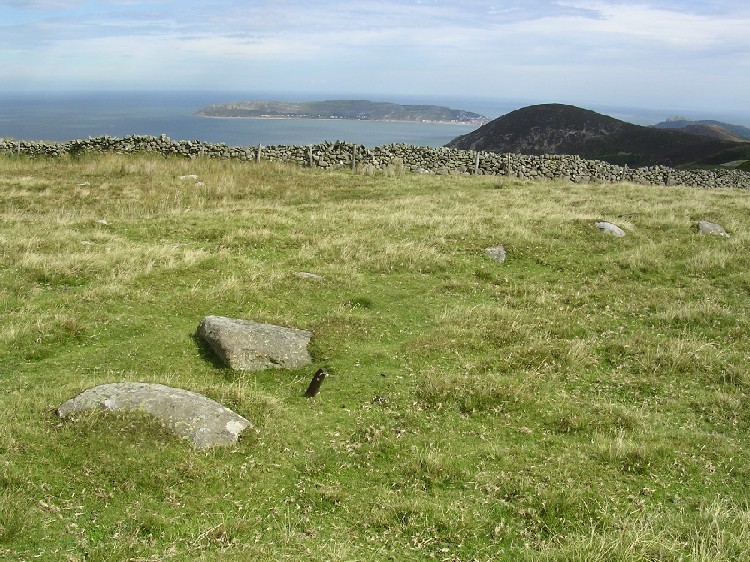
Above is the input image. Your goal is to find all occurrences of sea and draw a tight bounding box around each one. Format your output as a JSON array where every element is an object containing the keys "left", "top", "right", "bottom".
[{"left": 1, "top": 90, "right": 749, "bottom": 149}]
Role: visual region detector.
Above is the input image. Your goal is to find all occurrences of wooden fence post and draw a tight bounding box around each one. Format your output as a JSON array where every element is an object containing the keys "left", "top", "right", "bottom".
[{"left": 305, "top": 368, "right": 328, "bottom": 397}]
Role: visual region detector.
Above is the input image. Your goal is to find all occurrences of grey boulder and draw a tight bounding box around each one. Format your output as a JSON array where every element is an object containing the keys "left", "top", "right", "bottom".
[
  {"left": 595, "top": 221, "right": 625, "bottom": 237},
  {"left": 197, "top": 315, "right": 312, "bottom": 371},
  {"left": 698, "top": 221, "right": 729, "bottom": 237},
  {"left": 56, "top": 382, "right": 251, "bottom": 449},
  {"left": 486, "top": 245, "right": 507, "bottom": 264}
]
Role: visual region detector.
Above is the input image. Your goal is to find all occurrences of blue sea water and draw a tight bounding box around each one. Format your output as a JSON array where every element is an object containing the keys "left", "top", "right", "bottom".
[
  {"left": 0, "top": 91, "right": 484, "bottom": 148},
  {"left": 1, "top": 91, "right": 748, "bottom": 148}
]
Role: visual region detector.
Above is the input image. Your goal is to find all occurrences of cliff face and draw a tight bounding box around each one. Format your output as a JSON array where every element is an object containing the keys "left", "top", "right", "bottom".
[{"left": 446, "top": 104, "right": 746, "bottom": 167}]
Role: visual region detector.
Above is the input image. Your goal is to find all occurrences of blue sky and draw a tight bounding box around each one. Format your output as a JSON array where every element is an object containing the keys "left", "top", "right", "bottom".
[{"left": 1, "top": 1, "right": 749, "bottom": 112}]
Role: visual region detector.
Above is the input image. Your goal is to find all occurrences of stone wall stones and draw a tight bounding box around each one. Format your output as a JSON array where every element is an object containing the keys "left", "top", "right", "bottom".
[{"left": 2, "top": 135, "right": 748, "bottom": 190}]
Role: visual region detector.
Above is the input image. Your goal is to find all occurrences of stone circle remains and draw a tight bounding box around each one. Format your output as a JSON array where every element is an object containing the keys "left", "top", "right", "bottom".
[
  {"left": 698, "top": 220, "right": 730, "bottom": 237},
  {"left": 595, "top": 221, "right": 626, "bottom": 237},
  {"left": 486, "top": 245, "right": 507, "bottom": 263},
  {"left": 197, "top": 315, "right": 313, "bottom": 371},
  {"left": 56, "top": 382, "right": 252, "bottom": 449}
]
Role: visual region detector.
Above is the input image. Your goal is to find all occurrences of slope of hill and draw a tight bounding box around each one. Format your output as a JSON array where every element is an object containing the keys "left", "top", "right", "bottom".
[
  {"left": 653, "top": 117, "right": 750, "bottom": 141},
  {"left": 196, "top": 99, "right": 487, "bottom": 124},
  {"left": 678, "top": 124, "right": 747, "bottom": 142},
  {"left": 447, "top": 104, "right": 750, "bottom": 167}
]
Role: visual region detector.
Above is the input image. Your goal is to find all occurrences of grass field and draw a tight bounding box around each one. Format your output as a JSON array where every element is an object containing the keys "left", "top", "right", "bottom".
[{"left": 1, "top": 154, "right": 749, "bottom": 561}]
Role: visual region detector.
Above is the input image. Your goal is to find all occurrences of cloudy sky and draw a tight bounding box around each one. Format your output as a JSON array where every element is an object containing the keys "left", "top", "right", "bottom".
[{"left": 1, "top": 0, "right": 748, "bottom": 112}]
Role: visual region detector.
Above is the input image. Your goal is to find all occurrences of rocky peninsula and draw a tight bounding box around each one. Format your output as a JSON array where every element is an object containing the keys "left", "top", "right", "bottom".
[{"left": 195, "top": 99, "right": 488, "bottom": 125}]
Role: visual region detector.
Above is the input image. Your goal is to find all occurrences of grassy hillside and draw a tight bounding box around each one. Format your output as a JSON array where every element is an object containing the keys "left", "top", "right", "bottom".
[
  {"left": 447, "top": 104, "right": 747, "bottom": 168},
  {"left": 2, "top": 154, "right": 750, "bottom": 561}
]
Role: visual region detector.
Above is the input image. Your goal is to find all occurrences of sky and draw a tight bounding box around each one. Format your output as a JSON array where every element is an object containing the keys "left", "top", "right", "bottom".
[{"left": 1, "top": 0, "right": 749, "bottom": 114}]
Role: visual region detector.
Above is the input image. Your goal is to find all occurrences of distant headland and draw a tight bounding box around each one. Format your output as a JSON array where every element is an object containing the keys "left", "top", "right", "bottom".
[{"left": 194, "top": 99, "right": 488, "bottom": 125}]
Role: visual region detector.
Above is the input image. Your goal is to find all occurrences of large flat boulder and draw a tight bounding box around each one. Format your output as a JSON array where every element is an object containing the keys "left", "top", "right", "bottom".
[
  {"left": 197, "top": 316, "right": 312, "bottom": 371},
  {"left": 56, "top": 382, "right": 251, "bottom": 449}
]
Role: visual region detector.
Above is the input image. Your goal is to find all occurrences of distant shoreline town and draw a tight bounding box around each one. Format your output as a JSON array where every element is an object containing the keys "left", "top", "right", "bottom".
[{"left": 194, "top": 99, "right": 489, "bottom": 126}]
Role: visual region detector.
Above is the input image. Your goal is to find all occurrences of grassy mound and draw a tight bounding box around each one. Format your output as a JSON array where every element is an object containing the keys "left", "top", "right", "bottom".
[{"left": 1, "top": 154, "right": 750, "bottom": 561}]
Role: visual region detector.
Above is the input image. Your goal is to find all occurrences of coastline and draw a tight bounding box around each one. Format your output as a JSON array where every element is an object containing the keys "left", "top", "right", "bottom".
[
  {"left": 0, "top": 91, "right": 481, "bottom": 147},
  {"left": 194, "top": 114, "right": 488, "bottom": 126}
]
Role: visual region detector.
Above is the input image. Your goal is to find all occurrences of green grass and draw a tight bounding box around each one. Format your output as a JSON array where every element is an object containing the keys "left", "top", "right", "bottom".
[{"left": 1, "top": 153, "right": 750, "bottom": 560}]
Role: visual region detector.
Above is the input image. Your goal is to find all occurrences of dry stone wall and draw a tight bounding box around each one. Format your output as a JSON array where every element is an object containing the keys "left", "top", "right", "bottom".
[{"left": 2, "top": 134, "right": 748, "bottom": 189}]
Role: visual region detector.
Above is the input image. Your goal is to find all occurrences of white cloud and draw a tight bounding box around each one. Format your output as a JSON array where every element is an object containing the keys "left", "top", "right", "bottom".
[
  {"left": 1, "top": 0, "right": 749, "bottom": 111},
  {"left": 557, "top": 1, "right": 750, "bottom": 49}
]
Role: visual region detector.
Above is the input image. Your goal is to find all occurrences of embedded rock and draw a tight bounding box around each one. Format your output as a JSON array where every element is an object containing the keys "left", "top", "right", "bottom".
[
  {"left": 56, "top": 382, "right": 251, "bottom": 448},
  {"left": 486, "top": 245, "right": 507, "bottom": 264},
  {"left": 698, "top": 220, "right": 729, "bottom": 237},
  {"left": 197, "top": 316, "right": 312, "bottom": 371},
  {"left": 295, "top": 271, "right": 324, "bottom": 281},
  {"left": 595, "top": 221, "right": 625, "bottom": 237}
]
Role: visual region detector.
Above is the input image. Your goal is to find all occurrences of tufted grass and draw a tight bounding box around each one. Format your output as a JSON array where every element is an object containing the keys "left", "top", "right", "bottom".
[{"left": 1, "top": 153, "right": 750, "bottom": 560}]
